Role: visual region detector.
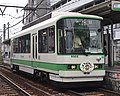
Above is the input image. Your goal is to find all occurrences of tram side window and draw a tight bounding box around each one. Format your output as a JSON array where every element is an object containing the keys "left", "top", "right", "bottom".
[
  {"left": 13, "top": 38, "right": 19, "bottom": 53},
  {"left": 13, "top": 34, "right": 30, "bottom": 53},
  {"left": 38, "top": 26, "right": 55, "bottom": 53},
  {"left": 39, "top": 29, "right": 48, "bottom": 53},
  {"left": 18, "top": 37, "right": 22, "bottom": 53},
  {"left": 25, "top": 35, "right": 30, "bottom": 53},
  {"left": 21, "top": 36, "right": 26, "bottom": 53}
]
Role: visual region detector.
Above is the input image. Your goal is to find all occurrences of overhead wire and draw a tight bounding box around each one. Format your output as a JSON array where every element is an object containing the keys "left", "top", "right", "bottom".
[{"left": 9, "top": 0, "right": 45, "bottom": 29}]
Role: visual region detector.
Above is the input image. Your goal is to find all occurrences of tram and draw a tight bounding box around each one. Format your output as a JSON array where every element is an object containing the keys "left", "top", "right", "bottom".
[{"left": 10, "top": 12, "right": 105, "bottom": 87}]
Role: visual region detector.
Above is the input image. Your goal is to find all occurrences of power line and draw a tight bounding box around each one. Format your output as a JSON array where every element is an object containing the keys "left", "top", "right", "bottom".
[
  {"left": 35, "top": 0, "right": 45, "bottom": 8},
  {"left": 0, "top": 4, "right": 51, "bottom": 10},
  {"left": 9, "top": 0, "right": 46, "bottom": 29},
  {"left": 0, "top": 7, "right": 6, "bottom": 16},
  {"left": 0, "top": 2, "right": 51, "bottom": 17}
]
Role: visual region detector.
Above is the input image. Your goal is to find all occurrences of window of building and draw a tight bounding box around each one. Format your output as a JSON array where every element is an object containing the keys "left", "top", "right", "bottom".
[{"left": 38, "top": 26, "right": 55, "bottom": 53}]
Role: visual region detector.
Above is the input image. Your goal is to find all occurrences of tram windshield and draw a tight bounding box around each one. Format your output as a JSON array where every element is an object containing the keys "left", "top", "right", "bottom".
[{"left": 57, "top": 18, "right": 102, "bottom": 54}]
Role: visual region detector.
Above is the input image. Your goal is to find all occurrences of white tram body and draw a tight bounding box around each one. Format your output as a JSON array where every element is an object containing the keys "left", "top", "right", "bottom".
[{"left": 10, "top": 12, "right": 105, "bottom": 87}]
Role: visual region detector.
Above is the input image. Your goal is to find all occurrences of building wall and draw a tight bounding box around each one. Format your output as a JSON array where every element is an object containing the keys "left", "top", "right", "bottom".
[
  {"left": 114, "top": 40, "right": 120, "bottom": 61},
  {"left": 51, "top": 0, "right": 94, "bottom": 12},
  {"left": 50, "top": 0, "right": 106, "bottom": 12}
]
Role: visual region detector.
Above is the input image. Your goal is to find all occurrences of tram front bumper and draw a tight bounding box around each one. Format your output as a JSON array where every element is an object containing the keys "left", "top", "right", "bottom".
[{"left": 49, "top": 70, "right": 105, "bottom": 82}]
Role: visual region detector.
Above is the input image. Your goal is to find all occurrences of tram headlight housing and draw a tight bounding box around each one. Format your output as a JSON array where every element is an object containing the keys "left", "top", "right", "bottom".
[
  {"left": 94, "top": 64, "right": 102, "bottom": 69},
  {"left": 94, "top": 65, "right": 99, "bottom": 69},
  {"left": 68, "top": 65, "right": 77, "bottom": 69}
]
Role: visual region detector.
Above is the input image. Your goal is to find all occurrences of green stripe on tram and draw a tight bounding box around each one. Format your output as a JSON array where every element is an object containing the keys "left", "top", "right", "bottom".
[
  {"left": 12, "top": 59, "right": 32, "bottom": 66},
  {"left": 11, "top": 59, "right": 104, "bottom": 71},
  {"left": 11, "top": 59, "right": 68, "bottom": 71}
]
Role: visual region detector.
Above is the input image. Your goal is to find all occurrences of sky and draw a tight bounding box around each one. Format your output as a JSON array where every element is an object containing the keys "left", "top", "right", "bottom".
[{"left": 0, "top": 0, "right": 28, "bottom": 38}]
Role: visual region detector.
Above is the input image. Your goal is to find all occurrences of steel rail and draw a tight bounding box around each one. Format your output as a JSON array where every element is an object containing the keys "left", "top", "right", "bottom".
[
  {"left": 99, "top": 88, "right": 120, "bottom": 96},
  {"left": 0, "top": 72, "right": 31, "bottom": 96}
]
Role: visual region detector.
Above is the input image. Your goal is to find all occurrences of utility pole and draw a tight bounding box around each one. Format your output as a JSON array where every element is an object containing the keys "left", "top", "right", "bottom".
[
  {"left": 7, "top": 22, "right": 9, "bottom": 39},
  {"left": 3, "top": 24, "right": 6, "bottom": 58},
  {"left": 111, "top": 24, "right": 114, "bottom": 67},
  {"left": 104, "top": 18, "right": 114, "bottom": 67},
  {"left": 0, "top": 36, "right": 2, "bottom": 64},
  {"left": 106, "top": 29, "right": 111, "bottom": 67},
  {"left": 3, "top": 24, "right": 6, "bottom": 40}
]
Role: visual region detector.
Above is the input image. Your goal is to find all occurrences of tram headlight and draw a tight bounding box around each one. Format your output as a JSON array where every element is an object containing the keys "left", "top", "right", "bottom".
[
  {"left": 68, "top": 65, "right": 77, "bottom": 69},
  {"left": 94, "top": 64, "right": 102, "bottom": 69},
  {"left": 94, "top": 65, "right": 99, "bottom": 69}
]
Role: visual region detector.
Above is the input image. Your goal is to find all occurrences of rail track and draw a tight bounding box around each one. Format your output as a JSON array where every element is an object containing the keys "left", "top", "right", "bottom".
[
  {"left": 1, "top": 63, "right": 120, "bottom": 96},
  {"left": 0, "top": 73, "right": 30, "bottom": 96},
  {"left": 68, "top": 87, "right": 120, "bottom": 96},
  {"left": 0, "top": 64, "right": 77, "bottom": 96}
]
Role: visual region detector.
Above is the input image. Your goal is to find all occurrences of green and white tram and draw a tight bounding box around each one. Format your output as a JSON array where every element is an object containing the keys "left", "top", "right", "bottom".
[{"left": 11, "top": 12, "right": 105, "bottom": 87}]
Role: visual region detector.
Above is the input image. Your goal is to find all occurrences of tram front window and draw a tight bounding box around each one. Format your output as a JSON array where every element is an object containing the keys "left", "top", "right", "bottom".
[{"left": 57, "top": 18, "right": 102, "bottom": 54}]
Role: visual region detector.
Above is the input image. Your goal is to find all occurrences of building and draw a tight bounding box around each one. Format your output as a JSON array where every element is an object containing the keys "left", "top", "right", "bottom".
[
  {"left": 24, "top": 0, "right": 50, "bottom": 25},
  {"left": 50, "top": 0, "right": 105, "bottom": 12},
  {"left": 114, "top": 39, "right": 120, "bottom": 61},
  {"left": 24, "top": 0, "right": 107, "bottom": 26}
]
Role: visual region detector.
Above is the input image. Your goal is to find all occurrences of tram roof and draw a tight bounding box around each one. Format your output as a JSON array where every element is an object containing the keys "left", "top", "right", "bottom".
[{"left": 11, "top": 11, "right": 103, "bottom": 39}]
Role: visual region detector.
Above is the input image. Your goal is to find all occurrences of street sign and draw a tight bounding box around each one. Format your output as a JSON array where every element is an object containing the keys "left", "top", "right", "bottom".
[{"left": 112, "top": 1, "right": 120, "bottom": 11}]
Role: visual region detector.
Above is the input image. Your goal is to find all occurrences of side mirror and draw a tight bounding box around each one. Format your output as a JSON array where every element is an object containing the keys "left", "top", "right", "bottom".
[{"left": 98, "top": 29, "right": 102, "bottom": 32}]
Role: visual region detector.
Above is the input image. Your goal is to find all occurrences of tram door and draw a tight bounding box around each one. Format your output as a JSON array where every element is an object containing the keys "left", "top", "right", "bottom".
[{"left": 32, "top": 34, "right": 37, "bottom": 63}]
